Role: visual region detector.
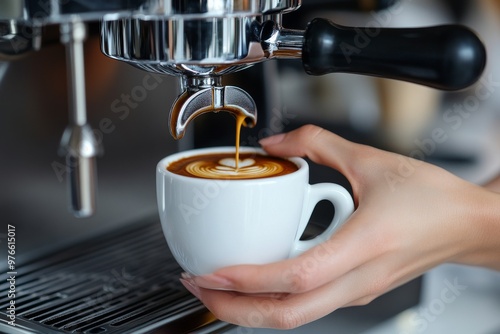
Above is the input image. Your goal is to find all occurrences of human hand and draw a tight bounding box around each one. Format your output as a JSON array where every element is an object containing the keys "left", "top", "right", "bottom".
[{"left": 180, "top": 124, "right": 500, "bottom": 329}]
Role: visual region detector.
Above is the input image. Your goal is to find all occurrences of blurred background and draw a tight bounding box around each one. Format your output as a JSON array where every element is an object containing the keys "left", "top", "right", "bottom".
[{"left": 1, "top": 0, "right": 499, "bottom": 333}]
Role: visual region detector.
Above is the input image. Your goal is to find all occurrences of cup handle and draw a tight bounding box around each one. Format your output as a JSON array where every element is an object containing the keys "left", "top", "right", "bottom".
[{"left": 290, "top": 183, "right": 354, "bottom": 257}]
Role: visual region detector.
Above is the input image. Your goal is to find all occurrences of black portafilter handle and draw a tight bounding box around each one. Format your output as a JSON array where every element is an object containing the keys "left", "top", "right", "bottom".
[{"left": 302, "top": 18, "right": 487, "bottom": 90}]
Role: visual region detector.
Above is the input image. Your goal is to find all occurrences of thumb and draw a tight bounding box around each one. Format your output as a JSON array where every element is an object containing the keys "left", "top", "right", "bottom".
[{"left": 259, "top": 124, "right": 359, "bottom": 182}]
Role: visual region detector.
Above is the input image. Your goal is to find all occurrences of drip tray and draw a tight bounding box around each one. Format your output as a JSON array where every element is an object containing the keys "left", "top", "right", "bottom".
[{"left": 0, "top": 217, "right": 233, "bottom": 334}]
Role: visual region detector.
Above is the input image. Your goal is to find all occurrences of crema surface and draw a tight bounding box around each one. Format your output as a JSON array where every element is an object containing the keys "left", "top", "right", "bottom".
[{"left": 167, "top": 153, "right": 298, "bottom": 180}]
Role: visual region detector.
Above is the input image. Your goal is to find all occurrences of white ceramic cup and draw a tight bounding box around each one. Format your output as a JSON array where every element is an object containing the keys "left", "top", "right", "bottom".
[{"left": 157, "top": 146, "right": 354, "bottom": 276}]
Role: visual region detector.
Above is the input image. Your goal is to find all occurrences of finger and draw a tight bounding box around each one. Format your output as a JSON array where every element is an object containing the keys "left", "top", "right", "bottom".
[{"left": 259, "top": 124, "right": 366, "bottom": 185}]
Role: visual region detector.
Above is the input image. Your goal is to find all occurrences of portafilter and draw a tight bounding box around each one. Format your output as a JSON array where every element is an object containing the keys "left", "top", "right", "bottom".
[{"left": 100, "top": 0, "right": 487, "bottom": 139}]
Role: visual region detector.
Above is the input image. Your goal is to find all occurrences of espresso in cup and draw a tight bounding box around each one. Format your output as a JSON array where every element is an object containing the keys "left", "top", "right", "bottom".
[{"left": 167, "top": 152, "right": 298, "bottom": 180}]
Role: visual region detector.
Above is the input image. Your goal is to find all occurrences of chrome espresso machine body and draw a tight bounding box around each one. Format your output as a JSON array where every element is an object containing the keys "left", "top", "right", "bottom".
[{"left": 0, "top": 0, "right": 488, "bottom": 333}]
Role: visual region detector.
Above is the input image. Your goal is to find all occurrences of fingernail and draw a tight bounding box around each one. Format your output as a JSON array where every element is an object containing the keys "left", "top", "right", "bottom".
[
  {"left": 194, "top": 274, "right": 234, "bottom": 290},
  {"left": 180, "top": 278, "right": 202, "bottom": 300},
  {"left": 259, "top": 133, "right": 286, "bottom": 147}
]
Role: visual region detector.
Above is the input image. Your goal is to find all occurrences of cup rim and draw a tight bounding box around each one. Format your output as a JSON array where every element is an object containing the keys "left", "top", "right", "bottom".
[{"left": 157, "top": 146, "right": 307, "bottom": 181}]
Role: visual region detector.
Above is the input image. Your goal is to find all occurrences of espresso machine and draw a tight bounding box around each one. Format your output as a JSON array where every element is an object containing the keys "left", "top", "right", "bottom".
[{"left": 0, "top": 0, "right": 487, "bottom": 333}]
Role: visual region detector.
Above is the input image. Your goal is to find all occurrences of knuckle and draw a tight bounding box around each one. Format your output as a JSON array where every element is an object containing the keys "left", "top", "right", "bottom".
[
  {"left": 286, "top": 270, "right": 315, "bottom": 293},
  {"left": 297, "top": 124, "right": 324, "bottom": 146},
  {"left": 298, "top": 124, "right": 322, "bottom": 137}
]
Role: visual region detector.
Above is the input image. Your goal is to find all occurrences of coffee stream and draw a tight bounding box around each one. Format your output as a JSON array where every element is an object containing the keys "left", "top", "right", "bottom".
[
  {"left": 234, "top": 113, "right": 246, "bottom": 171},
  {"left": 167, "top": 113, "right": 298, "bottom": 179}
]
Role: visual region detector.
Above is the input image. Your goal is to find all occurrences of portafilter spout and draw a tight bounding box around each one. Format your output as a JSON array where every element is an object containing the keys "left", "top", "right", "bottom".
[{"left": 169, "top": 76, "right": 257, "bottom": 140}]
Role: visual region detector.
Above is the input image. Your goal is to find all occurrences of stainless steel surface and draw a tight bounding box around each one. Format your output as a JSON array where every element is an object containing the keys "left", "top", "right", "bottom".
[{"left": 99, "top": 13, "right": 303, "bottom": 69}]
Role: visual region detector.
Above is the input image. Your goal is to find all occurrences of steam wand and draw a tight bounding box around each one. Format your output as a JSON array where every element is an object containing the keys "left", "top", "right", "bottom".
[{"left": 58, "top": 19, "right": 102, "bottom": 218}]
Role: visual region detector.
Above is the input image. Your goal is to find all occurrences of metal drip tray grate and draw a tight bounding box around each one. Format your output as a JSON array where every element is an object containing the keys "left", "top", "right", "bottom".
[{"left": 0, "top": 217, "right": 231, "bottom": 334}]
